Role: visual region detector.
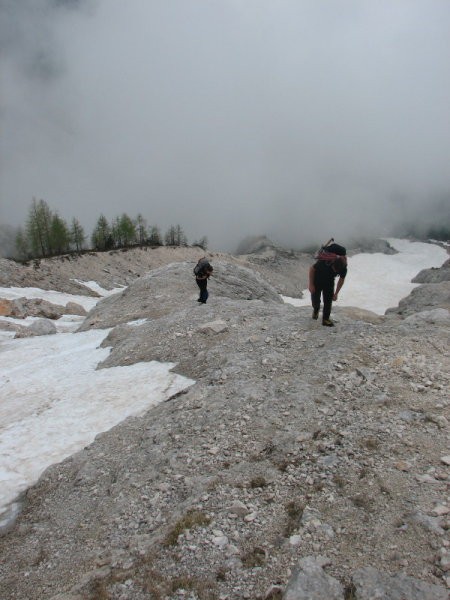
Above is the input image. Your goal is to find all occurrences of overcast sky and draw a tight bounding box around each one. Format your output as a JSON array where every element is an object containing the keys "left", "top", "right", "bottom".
[{"left": 1, "top": 0, "right": 450, "bottom": 251}]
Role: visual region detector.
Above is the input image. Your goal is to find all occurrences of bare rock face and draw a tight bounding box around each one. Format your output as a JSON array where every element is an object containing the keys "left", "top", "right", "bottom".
[
  {"left": 283, "top": 557, "right": 344, "bottom": 599},
  {"left": 9, "top": 298, "right": 65, "bottom": 320},
  {"left": 412, "top": 259, "right": 450, "bottom": 283},
  {"left": 235, "top": 235, "right": 280, "bottom": 255},
  {"left": 0, "top": 298, "right": 13, "bottom": 316},
  {"left": 352, "top": 567, "right": 448, "bottom": 600},
  {"left": 78, "top": 261, "right": 282, "bottom": 332},
  {"left": 386, "top": 281, "right": 450, "bottom": 316},
  {"left": 15, "top": 318, "right": 57, "bottom": 338},
  {"left": 64, "top": 302, "right": 87, "bottom": 316},
  {"left": 347, "top": 238, "right": 398, "bottom": 255}
]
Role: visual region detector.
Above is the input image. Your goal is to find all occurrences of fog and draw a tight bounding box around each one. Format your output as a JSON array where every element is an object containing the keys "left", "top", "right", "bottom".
[{"left": 1, "top": 0, "right": 450, "bottom": 251}]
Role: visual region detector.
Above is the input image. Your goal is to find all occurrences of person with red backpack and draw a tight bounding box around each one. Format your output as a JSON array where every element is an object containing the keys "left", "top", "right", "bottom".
[{"left": 308, "top": 240, "right": 347, "bottom": 327}]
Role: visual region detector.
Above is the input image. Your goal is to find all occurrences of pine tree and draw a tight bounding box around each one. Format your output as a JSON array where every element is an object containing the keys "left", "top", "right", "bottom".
[
  {"left": 194, "top": 236, "right": 208, "bottom": 250},
  {"left": 111, "top": 216, "right": 122, "bottom": 248},
  {"left": 70, "top": 218, "right": 85, "bottom": 252},
  {"left": 164, "top": 225, "right": 177, "bottom": 246},
  {"left": 26, "top": 198, "right": 52, "bottom": 257},
  {"left": 49, "top": 214, "right": 70, "bottom": 255},
  {"left": 148, "top": 225, "right": 162, "bottom": 246},
  {"left": 119, "top": 213, "right": 136, "bottom": 247},
  {"left": 91, "top": 214, "right": 111, "bottom": 251},
  {"left": 135, "top": 214, "right": 147, "bottom": 245},
  {"left": 165, "top": 224, "right": 187, "bottom": 246},
  {"left": 175, "top": 224, "right": 188, "bottom": 246}
]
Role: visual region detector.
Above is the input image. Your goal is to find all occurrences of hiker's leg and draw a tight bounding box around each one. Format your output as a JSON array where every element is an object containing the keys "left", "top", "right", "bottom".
[
  {"left": 311, "top": 289, "right": 321, "bottom": 314},
  {"left": 196, "top": 278, "right": 202, "bottom": 301},
  {"left": 322, "top": 280, "right": 334, "bottom": 321},
  {"left": 197, "top": 278, "right": 208, "bottom": 303},
  {"left": 311, "top": 276, "right": 322, "bottom": 314}
]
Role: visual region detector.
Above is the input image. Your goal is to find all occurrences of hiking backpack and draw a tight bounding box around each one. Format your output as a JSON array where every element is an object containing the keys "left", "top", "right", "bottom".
[
  {"left": 315, "top": 238, "right": 346, "bottom": 262},
  {"left": 193, "top": 258, "right": 211, "bottom": 277}
]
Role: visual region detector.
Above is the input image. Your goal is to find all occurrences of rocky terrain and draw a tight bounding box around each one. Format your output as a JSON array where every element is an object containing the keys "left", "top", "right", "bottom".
[{"left": 0, "top": 242, "right": 449, "bottom": 599}]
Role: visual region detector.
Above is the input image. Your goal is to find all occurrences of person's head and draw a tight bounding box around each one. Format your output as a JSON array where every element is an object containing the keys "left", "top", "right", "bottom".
[{"left": 206, "top": 265, "right": 213, "bottom": 275}]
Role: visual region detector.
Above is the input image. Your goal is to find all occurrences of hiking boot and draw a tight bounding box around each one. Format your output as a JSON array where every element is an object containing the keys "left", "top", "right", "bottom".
[
  {"left": 312, "top": 309, "right": 319, "bottom": 320},
  {"left": 322, "top": 319, "right": 334, "bottom": 327}
]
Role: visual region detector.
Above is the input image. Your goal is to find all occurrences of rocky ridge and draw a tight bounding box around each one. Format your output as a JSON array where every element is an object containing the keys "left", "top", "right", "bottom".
[{"left": 0, "top": 244, "right": 449, "bottom": 599}]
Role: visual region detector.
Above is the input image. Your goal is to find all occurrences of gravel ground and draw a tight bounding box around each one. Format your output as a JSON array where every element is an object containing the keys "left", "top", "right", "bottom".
[{"left": 0, "top": 246, "right": 449, "bottom": 599}]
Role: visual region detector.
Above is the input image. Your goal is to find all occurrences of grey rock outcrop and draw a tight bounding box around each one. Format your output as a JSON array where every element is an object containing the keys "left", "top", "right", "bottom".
[
  {"left": 15, "top": 318, "right": 57, "bottom": 337},
  {"left": 78, "top": 261, "right": 282, "bottom": 332},
  {"left": 352, "top": 566, "right": 448, "bottom": 600},
  {"left": 283, "top": 557, "right": 344, "bottom": 599},
  {"left": 386, "top": 281, "right": 450, "bottom": 316},
  {"left": 282, "top": 563, "right": 449, "bottom": 599},
  {"left": 412, "top": 259, "right": 450, "bottom": 283}
]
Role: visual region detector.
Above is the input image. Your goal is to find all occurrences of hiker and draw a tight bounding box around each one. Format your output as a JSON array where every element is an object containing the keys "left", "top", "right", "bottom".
[
  {"left": 308, "top": 241, "right": 347, "bottom": 327},
  {"left": 194, "top": 258, "right": 213, "bottom": 304}
]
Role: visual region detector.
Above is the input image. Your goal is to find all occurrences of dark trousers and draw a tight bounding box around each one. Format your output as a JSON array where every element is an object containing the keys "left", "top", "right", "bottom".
[
  {"left": 311, "top": 275, "right": 334, "bottom": 320},
  {"left": 196, "top": 278, "right": 208, "bottom": 303}
]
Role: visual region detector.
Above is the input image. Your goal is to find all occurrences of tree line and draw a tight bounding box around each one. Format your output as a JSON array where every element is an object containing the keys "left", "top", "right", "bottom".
[{"left": 14, "top": 198, "right": 208, "bottom": 260}]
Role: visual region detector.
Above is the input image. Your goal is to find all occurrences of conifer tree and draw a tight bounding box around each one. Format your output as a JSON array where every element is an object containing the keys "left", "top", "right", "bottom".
[
  {"left": 111, "top": 216, "right": 122, "bottom": 248},
  {"left": 175, "top": 224, "right": 188, "bottom": 246},
  {"left": 70, "top": 218, "right": 85, "bottom": 252},
  {"left": 118, "top": 213, "right": 136, "bottom": 247},
  {"left": 26, "top": 198, "right": 52, "bottom": 257},
  {"left": 135, "top": 214, "right": 147, "bottom": 245},
  {"left": 194, "top": 236, "right": 208, "bottom": 250},
  {"left": 165, "top": 224, "right": 187, "bottom": 246},
  {"left": 49, "top": 214, "right": 70, "bottom": 255},
  {"left": 148, "top": 225, "right": 162, "bottom": 246},
  {"left": 164, "top": 225, "right": 177, "bottom": 246},
  {"left": 91, "top": 214, "right": 111, "bottom": 251}
]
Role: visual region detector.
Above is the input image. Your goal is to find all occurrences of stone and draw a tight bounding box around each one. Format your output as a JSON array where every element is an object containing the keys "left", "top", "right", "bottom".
[
  {"left": 15, "top": 318, "right": 57, "bottom": 338},
  {"left": 352, "top": 566, "right": 448, "bottom": 599},
  {"left": 228, "top": 500, "right": 249, "bottom": 517},
  {"left": 0, "top": 298, "right": 13, "bottom": 316},
  {"left": 198, "top": 319, "right": 229, "bottom": 335},
  {"left": 283, "top": 556, "right": 344, "bottom": 599},
  {"left": 65, "top": 302, "right": 87, "bottom": 316}
]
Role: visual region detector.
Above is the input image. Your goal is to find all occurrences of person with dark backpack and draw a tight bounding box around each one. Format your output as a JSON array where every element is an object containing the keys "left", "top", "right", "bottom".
[
  {"left": 308, "top": 239, "right": 347, "bottom": 327},
  {"left": 194, "top": 258, "right": 213, "bottom": 304}
]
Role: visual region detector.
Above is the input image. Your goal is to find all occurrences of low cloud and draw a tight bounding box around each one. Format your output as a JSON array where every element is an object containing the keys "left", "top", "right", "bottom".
[{"left": 1, "top": 0, "right": 450, "bottom": 251}]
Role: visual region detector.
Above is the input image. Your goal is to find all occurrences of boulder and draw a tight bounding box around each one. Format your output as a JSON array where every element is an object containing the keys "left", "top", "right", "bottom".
[
  {"left": 0, "top": 298, "right": 13, "bottom": 316},
  {"left": 15, "top": 318, "right": 57, "bottom": 338},
  {"left": 352, "top": 566, "right": 448, "bottom": 600},
  {"left": 64, "top": 302, "right": 87, "bottom": 316},
  {"left": 283, "top": 557, "right": 344, "bottom": 600}
]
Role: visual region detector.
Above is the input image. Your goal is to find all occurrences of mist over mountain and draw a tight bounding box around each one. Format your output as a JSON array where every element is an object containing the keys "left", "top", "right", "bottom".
[
  {"left": 0, "top": 225, "right": 18, "bottom": 259},
  {"left": 1, "top": 1, "right": 450, "bottom": 251}
]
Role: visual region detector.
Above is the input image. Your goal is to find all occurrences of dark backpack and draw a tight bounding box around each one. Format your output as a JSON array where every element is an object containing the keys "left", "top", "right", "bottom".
[
  {"left": 315, "top": 240, "right": 346, "bottom": 261},
  {"left": 324, "top": 242, "right": 346, "bottom": 256},
  {"left": 193, "top": 258, "right": 211, "bottom": 277}
]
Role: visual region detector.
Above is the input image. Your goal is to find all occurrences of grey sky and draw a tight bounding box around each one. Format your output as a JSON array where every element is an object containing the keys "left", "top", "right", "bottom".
[{"left": 1, "top": 0, "right": 450, "bottom": 250}]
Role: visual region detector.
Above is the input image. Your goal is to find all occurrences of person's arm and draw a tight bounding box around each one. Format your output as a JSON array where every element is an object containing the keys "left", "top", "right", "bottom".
[
  {"left": 333, "top": 276, "right": 345, "bottom": 301},
  {"left": 308, "top": 266, "right": 316, "bottom": 293}
]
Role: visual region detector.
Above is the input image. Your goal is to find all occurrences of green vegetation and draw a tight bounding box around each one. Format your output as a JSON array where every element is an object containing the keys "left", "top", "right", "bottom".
[
  {"left": 164, "top": 509, "right": 211, "bottom": 546},
  {"left": 10, "top": 198, "right": 207, "bottom": 260}
]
